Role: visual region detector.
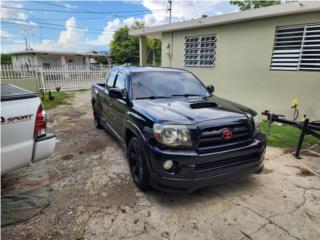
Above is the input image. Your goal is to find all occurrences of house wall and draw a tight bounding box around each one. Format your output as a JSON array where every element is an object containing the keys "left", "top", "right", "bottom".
[
  {"left": 37, "top": 54, "right": 61, "bottom": 66},
  {"left": 11, "top": 54, "right": 87, "bottom": 67},
  {"left": 11, "top": 54, "right": 34, "bottom": 67},
  {"left": 64, "top": 55, "right": 85, "bottom": 65},
  {"left": 161, "top": 12, "right": 320, "bottom": 119}
]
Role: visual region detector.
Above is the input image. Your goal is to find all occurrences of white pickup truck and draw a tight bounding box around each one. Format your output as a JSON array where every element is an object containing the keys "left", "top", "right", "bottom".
[{"left": 1, "top": 84, "right": 56, "bottom": 175}]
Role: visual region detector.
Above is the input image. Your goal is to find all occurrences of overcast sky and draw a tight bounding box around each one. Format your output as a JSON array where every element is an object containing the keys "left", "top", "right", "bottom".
[{"left": 1, "top": 0, "right": 238, "bottom": 53}]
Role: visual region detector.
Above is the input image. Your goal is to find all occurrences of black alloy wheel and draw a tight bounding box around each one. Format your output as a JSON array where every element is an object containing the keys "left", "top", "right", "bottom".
[{"left": 127, "top": 137, "right": 150, "bottom": 190}]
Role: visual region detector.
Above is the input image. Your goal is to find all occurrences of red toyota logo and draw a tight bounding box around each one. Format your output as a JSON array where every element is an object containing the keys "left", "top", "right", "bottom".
[{"left": 222, "top": 130, "right": 233, "bottom": 140}]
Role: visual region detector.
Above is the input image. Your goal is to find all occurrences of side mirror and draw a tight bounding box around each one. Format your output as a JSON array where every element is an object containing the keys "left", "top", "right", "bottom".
[
  {"left": 109, "top": 88, "right": 124, "bottom": 99},
  {"left": 207, "top": 85, "right": 215, "bottom": 94}
]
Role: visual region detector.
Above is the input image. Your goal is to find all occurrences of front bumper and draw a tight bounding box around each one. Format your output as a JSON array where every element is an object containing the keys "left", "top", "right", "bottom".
[{"left": 145, "top": 133, "right": 266, "bottom": 193}]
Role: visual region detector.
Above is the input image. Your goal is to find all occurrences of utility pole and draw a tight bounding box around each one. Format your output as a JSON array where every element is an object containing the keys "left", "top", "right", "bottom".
[
  {"left": 25, "top": 37, "right": 29, "bottom": 51},
  {"left": 168, "top": 0, "right": 172, "bottom": 24}
]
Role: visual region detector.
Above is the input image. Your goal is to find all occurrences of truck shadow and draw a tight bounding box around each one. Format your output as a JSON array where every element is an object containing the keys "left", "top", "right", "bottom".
[{"left": 143, "top": 176, "right": 257, "bottom": 208}]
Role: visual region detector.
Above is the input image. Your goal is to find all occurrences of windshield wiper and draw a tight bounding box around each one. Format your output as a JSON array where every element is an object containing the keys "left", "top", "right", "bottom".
[
  {"left": 135, "top": 96, "right": 170, "bottom": 100},
  {"left": 171, "top": 94, "right": 205, "bottom": 97}
]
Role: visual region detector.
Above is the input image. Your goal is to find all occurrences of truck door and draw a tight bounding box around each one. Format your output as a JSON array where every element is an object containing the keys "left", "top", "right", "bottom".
[
  {"left": 109, "top": 72, "right": 128, "bottom": 138},
  {"left": 100, "top": 70, "right": 116, "bottom": 126}
]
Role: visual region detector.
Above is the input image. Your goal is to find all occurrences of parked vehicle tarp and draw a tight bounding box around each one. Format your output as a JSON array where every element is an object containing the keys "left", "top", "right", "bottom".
[{"left": 1, "top": 161, "right": 50, "bottom": 226}]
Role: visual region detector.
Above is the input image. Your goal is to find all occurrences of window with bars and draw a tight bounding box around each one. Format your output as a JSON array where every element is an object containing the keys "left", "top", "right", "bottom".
[
  {"left": 184, "top": 34, "right": 216, "bottom": 67},
  {"left": 271, "top": 23, "right": 320, "bottom": 71}
]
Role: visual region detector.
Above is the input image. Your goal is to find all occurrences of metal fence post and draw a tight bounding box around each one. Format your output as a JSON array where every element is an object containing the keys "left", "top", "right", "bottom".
[{"left": 39, "top": 67, "right": 46, "bottom": 93}]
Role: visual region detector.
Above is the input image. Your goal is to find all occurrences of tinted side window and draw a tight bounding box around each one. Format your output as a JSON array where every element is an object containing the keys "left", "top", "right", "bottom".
[
  {"left": 115, "top": 73, "right": 126, "bottom": 89},
  {"left": 107, "top": 71, "right": 117, "bottom": 88}
]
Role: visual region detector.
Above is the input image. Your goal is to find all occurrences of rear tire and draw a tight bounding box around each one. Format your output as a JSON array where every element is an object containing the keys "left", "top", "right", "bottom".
[
  {"left": 127, "top": 137, "right": 150, "bottom": 190},
  {"left": 92, "top": 104, "right": 103, "bottom": 129}
]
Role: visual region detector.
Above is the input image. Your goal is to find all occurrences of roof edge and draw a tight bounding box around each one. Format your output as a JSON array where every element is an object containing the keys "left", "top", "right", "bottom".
[
  {"left": 10, "top": 50, "right": 111, "bottom": 57},
  {"left": 129, "top": 2, "right": 320, "bottom": 37}
]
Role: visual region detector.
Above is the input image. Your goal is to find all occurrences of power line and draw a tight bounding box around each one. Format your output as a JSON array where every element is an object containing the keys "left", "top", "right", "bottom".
[
  {"left": 0, "top": 28, "right": 26, "bottom": 35},
  {"left": 32, "top": 1, "right": 79, "bottom": 10},
  {"left": 1, "top": 18, "right": 110, "bottom": 32},
  {"left": 0, "top": 36, "right": 25, "bottom": 40},
  {"left": 33, "top": 0, "right": 146, "bottom": 18},
  {"left": 3, "top": 11, "right": 156, "bottom": 22},
  {"left": 1, "top": 19, "right": 114, "bottom": 34},
  {"left": 1, "top": 21, "right": 103, "bottom": 34},
  {"left": 1, "top": 5, "right": 166, "bottom": 15}
]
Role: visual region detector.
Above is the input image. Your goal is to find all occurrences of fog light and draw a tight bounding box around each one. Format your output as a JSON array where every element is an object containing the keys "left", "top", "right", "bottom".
[{"left": 163, "top": 160, "right": 174, "bottom": 170}]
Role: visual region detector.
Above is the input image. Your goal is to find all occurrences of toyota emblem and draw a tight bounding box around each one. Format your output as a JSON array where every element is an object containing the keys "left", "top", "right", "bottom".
[{"left": 222, "top": 130, "right": 233, "bottom": 140}]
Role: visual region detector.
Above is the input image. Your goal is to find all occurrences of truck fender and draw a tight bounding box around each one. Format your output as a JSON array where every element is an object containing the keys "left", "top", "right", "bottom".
[
  {"left": 125, "top": 119, "right": 154, "bottom": 172},
  {"left": 125, "top": 119, "right": 146, "bottom": 144}
]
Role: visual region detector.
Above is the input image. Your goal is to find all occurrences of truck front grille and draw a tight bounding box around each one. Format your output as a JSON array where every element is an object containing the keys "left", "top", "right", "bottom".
[{"left": 197, "top": 123, "right": 252, "bottom": 152}]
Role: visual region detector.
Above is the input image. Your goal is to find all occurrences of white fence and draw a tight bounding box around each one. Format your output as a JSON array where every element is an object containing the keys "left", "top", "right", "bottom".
[
  {"left": 1, "top": 64, "right": 37, "bottom": 80},
  {"left": 1, "top": 64, "right": 110, "bottom": 91}
]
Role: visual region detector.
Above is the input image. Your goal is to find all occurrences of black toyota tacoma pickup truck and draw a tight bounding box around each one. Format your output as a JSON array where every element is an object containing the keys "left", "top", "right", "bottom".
[{"left": 91, "top": 67, "right": 266, "bottom": 193}]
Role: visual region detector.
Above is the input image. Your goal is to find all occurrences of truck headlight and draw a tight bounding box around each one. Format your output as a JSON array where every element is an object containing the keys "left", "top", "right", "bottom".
[{"left": 153, "top": 124, "right": 191, "bottom": 147}]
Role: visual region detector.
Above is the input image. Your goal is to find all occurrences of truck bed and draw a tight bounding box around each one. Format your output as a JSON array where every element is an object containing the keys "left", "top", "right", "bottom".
[
  {"left": 1, "top": 84, "right": 37, "bottom": 102},
  {"left": 91, "top": 83, "right": 106, "bottom": 102}
]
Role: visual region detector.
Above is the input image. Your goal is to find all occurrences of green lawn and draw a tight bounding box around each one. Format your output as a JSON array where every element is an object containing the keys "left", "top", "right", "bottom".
[
  {"left": 40, "top": 91, "right": 73, "bottom": 109},
  {"left": 259, "top": 120, "right": 319, "bottom": 148}
]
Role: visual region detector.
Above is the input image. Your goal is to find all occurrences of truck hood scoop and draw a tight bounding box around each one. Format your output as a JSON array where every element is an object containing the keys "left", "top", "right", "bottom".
[{"left": 190, "top": 102, "right": 217, "bottom": 109}]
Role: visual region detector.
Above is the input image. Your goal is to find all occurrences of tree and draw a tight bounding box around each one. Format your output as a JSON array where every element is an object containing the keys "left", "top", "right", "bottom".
[
  {"left": 230, "top": 0, "right": 280, "bottom": 11},
  {"left": 146, "top": 37, "right": 161, "bottom": 66},
  {"left": 110, "top": 25, "right": 140, "bottom": 65},
  {"left": 91, "top": 51, "right": 110, "bottom": 64},
  {"left": 1, "top": 53, "right": 12, "bottom": 64},
  {"left": 110, "top": 21, "right": 161, "bottom": 66}
]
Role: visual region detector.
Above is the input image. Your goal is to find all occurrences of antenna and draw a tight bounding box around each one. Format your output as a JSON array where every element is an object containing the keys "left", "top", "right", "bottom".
[{"left": 168, "top": 0, "right": 172, "bottom": 24}]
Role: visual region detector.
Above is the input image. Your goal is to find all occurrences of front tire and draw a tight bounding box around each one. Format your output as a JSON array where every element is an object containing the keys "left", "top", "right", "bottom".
[{"left": 127, "top": 137, "right": 150, "bottom": 190}]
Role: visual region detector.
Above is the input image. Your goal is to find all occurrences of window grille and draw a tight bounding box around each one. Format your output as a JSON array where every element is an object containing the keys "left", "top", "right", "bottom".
[
  {"left": 184, "top": 34, "right": 216, "bottom": 67},
  {"left": 271, "top": 23, "right": 320, "bottom": 71}
]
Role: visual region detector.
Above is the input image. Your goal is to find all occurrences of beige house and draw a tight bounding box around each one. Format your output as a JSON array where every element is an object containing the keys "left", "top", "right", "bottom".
[
  {"left": 130, "top": 2, "right": 320, "bottom": 119},
  {"left": 10, "top": 50, "right": 111, "bottom": 68}
]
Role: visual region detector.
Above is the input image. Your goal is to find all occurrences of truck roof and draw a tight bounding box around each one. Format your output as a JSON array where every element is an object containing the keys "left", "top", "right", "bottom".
[
  {"left": 1, "top": 84, "right": 37, "bottom": 102},
  {"left": 111, "top": 66, "right": 187, "bottom": 74}
]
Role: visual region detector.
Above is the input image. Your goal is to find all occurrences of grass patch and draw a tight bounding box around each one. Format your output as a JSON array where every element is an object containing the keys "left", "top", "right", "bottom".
[
  {"left": 75, "top": 235, "right": 85, "bottom": 240},
  {"left": 40, "top": 91, "right": 73, "bottom": 109},
  {"left": 259, "top": 120, "right": 318, "bottom": 148}
]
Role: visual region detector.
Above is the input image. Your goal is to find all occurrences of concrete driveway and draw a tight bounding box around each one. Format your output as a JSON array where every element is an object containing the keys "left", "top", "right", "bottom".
[{"left": 2, "top": 91, "right": 320, "bottom": 240}]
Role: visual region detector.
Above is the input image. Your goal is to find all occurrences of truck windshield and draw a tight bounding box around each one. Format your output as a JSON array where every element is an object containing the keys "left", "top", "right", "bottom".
[{"left": 131, "top": 71, "right": 210, "bottom": 99}]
